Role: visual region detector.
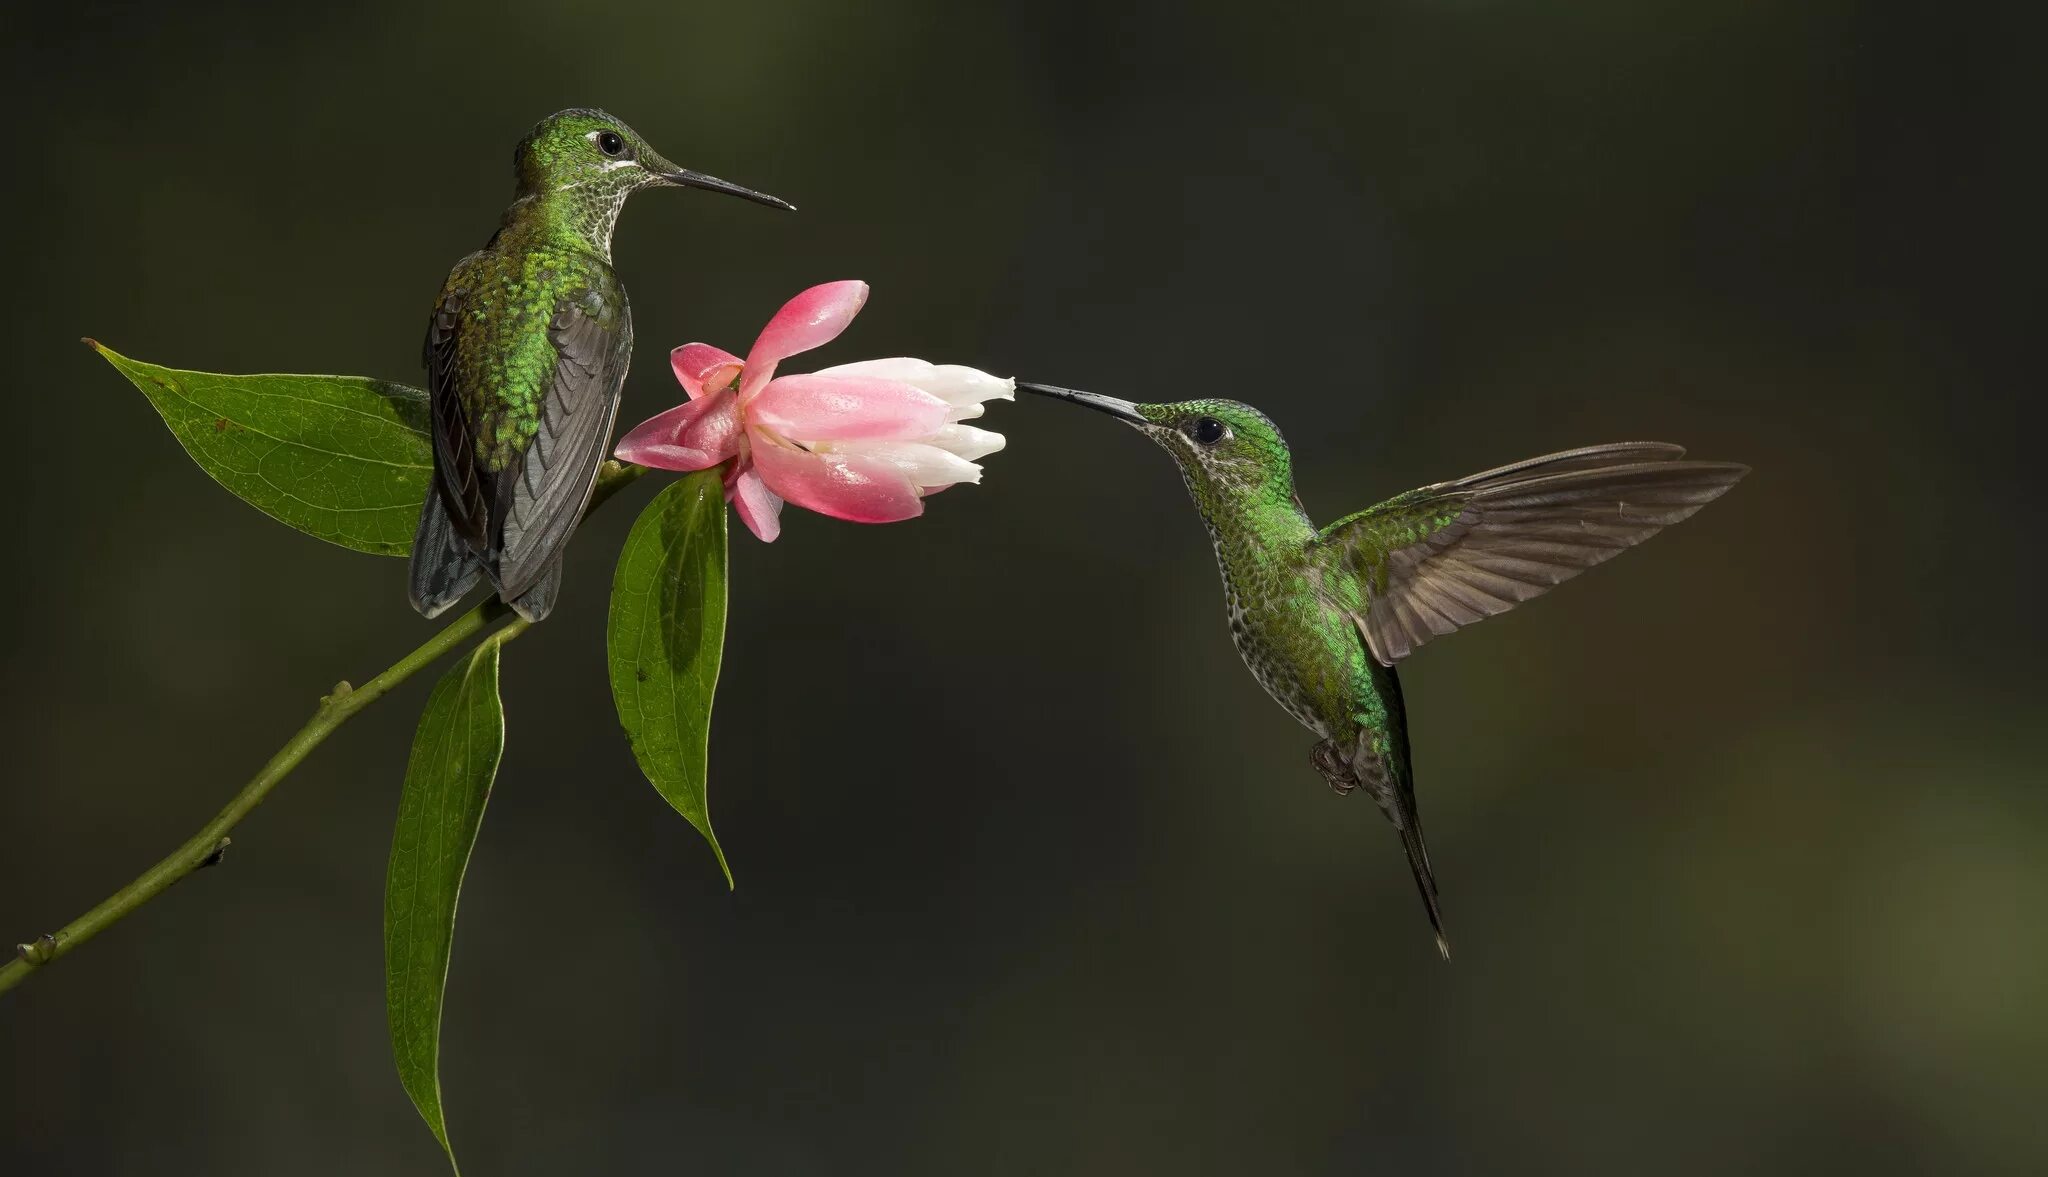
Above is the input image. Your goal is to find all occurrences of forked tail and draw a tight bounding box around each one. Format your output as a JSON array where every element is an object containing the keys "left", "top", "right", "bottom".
[
  {"left": 1345, "top": 661, "right": 1449, "bottom": 958},
  {"left": 1395, "top": 812, "right": 1449, "bottom": 960},
  {"left": 408, "top": 490, "right": 484, "bottom": 619},
  {"left": 1312, "top": 714, "right": 1450, "bottom": 959}
]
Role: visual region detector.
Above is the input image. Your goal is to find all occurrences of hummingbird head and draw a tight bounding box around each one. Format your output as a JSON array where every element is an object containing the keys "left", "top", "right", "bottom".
[
  {"left": 1019, "top": 384, "right": 1300, "bottom": 517},
  {"left": 509, "top": 109, "right": 793, "bottom": 249}
]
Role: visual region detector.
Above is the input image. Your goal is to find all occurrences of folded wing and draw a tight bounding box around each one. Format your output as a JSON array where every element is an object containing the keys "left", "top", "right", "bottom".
[{"left": 493, "top": 291, "right": 631, "bottom": 605}]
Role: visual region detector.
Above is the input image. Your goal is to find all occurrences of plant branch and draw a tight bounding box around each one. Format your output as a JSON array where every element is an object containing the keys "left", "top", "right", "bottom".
[{"left": 0, "top": 461, "right": 647, "bottom": 998}]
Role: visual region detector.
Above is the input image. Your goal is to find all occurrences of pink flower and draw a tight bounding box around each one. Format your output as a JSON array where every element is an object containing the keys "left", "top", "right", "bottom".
[{"left": 614, "top": 281, "right": 1012, "bottom": 542}]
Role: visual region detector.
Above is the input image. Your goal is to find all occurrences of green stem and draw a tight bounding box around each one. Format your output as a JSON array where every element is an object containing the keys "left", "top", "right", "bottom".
[{"left": 0, "top": 461, "right": 646, "bottom": 998}]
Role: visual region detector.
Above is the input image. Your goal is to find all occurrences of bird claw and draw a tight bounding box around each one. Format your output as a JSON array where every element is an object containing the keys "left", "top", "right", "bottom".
[{"left": 1311, "top": 740, "right": 1360, "bottom": 795}]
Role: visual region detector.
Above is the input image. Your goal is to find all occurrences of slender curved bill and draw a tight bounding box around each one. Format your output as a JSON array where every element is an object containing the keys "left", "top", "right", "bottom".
[
  {"left": 663, "top": 169, "right": 797, "bottom": 212},
  {"left": 1017, "top": 382, "right": 1148, "bottom": 425}
]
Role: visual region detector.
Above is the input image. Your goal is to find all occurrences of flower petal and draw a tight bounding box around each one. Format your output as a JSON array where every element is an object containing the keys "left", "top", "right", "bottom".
[
  {"left": 614, "top": 392, "right": 742, "bottom": 470},
  {"left": 808, "top": 358, "right": 927, "bottom": 382},
  {"left": 727, "top": 466, "right": 785, "bottom": 543},
  {"left": 749, "top": 374, "right": 950, "bottom": 443},
  {"left": 740, "top": 280, "right": 869, "bottom": 401},
  {"left": 812, "top": 359, "right": 1015, "bottom": 413},
  {"left": 671, "top": 344, "right": 744, "bottom": 400},
  {"left": 818, "top": 439, "right": 983, "bottom": 490},
  {"left": 750, "top": 435, "right": 924, "bottom": 524},
  {"left": 926, "top": 422, "right": 1006, "bottom": 462}
]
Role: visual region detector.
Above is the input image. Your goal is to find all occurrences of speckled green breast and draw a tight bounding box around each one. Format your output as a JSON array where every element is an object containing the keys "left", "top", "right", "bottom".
[
  {"left": 1191, "top": 488, "right": 1373, "bottom": 742},
  {"left": 442, "top": 244, "right": 622, "bottom": 472}
]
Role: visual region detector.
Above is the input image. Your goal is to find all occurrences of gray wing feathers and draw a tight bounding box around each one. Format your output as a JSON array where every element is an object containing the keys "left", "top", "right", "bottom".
[
  {"left": 1363, "top": 446, "right": 1748, "bottom": 665},
  {"left": 494, "top": 293, "right": 630, "bottom": 612},
  {"left": 424, "top": 288, "right": 489, "bottom": 546},
  {"left": 1440, "top": 440, "right": 1688, "bottom": 488},
  {"left": 409, "top": 284, "right": 489, "bottom": 619},
  {"left": 409, "top": 489, "right": 485, "bottom": 619}
]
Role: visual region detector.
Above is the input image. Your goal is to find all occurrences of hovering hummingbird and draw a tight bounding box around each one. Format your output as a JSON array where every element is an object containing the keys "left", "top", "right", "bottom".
[
  {"left": 1019, "top": 385, "right": 1747, "bottom": 957},
  {"left": 409, "top": 108, "right": 793, "bottom": 621}
]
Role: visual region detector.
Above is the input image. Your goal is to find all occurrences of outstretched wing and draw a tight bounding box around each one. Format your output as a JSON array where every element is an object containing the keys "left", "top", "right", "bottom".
[
  {"left": 491, "top": 285, "right": 631, "bottom": 601},
  {"left": 1317, "top": 442, "right": 1747, "bottom": 665}
]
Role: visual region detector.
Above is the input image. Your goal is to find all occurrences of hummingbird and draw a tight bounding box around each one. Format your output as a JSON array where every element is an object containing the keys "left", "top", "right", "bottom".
[
  {"left": 409, "top": 108, "right": 793, "bottom": 621},
  {"left": 1019, "top": 384, "right": 1747, "bottom": 957}
]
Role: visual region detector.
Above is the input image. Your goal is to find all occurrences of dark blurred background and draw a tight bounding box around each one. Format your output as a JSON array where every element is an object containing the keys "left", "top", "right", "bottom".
[{"left": 3, "top": 1, "right": 2040, "bottom": 1173}]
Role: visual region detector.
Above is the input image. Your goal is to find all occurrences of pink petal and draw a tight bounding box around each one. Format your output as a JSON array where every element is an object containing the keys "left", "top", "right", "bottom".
[
  {"left": 740, "top": 280, "right": 869, "bottom": 402},
  {"left": 671, "top": 344, "right": 744, "bottom": 401},
  {"left": 814, "top": 439, "right": 981, "bottom": 489},
  {"left": 614, "top": 392, "right": 742, "bottom": 470},
  {"left": 748, "top": 375, "right": 950, "bottom": 443},
  {"left": 750, "top": 433, "right": 924, "bottom": 524},
  {"left": 727, "top": 466, "right": 784, "bottom": 543}
]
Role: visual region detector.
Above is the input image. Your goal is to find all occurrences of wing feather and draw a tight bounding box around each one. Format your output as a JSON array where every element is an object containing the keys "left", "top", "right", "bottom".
[
  {"left": 414, "top": 254, "right": 630, "bottom": 622},
  {"left": 493, "top": 288, "right": 630, "bottom": 603},
  {"left": 1318, "top": 444, "right": 1747, "bottom": 665},
  {"left": 424, "top": 281, "right": 489, "bottom": 547}
]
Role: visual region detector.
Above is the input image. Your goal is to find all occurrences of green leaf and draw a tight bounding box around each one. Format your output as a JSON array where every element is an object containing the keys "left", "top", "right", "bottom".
[
  {"left": 608, "top": 470, "right": 732, "bottom": 884},
  {"left": 89, "top": 339, "right": 431, "bottom": 555},
  {"left": 385, "top": 639, "right": 506, "bottom": 1176}
]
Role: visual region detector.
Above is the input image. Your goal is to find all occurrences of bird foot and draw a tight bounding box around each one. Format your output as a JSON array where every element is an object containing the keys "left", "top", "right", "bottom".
[{"left": 1311, "top": 739, "right": 1360, "bottom": 795}]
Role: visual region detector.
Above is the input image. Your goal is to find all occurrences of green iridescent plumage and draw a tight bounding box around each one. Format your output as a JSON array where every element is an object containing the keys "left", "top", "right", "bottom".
[
  {"left": 1021, "top": 385, "right": 1749, "bottom": 957},
  {"left": 437, "top": 246, "right": 624, "bottom": 474},
  {"left": 409, "top": 108, "right": 791, "bottom": 622}
]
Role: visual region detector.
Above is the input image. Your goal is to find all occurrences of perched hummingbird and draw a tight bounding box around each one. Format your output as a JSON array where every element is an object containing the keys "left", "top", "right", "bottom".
[
  {"left": 409, "top": 108, "right": 792, "bottom": 621},
  {"left": 1019, "top": 385, "right": 1747, "bottom": 957}
]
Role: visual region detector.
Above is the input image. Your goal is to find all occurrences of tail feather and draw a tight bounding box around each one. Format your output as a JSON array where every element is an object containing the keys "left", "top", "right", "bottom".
[
  {"left": 503, "top": 552, "right": 565, "bottom": 623},
  {"left": 1373, "top": 661, "right": 1448, "bottom": 959},
  {"left": 1313, "top": 721, "right": 1450, "bottom": 959},
  {"left": 408, "top": 491, "right": 485, "bottom": 619},
  {"left": 1395, "top": 816, "right": 1449, "bottom": 960}
]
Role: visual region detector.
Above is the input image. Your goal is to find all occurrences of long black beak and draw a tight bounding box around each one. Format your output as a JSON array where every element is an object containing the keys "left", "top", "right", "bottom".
[
  {"left": 663, "top": 169, "right": 797, "bottom": 212},
  {"left": 1017, "top": 382, "right": 1148, "bottom": 425}
]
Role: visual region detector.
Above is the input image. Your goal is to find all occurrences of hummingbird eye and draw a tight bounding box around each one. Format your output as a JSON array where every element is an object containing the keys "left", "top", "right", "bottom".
[
  {"left": 595, "top": 130, "right": 626, "bottom": 158},
  {"left": 1189, "top": 416, "right": 1227, "bottom": 445}
]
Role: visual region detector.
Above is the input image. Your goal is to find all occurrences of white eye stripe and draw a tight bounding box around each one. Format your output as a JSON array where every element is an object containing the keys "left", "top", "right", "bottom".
[
  {"left": 581, "top": 128, "right": 638, "bottom": 172},
  {"left": 553, "top": 160, "right": 639, "bottom": 191}
]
